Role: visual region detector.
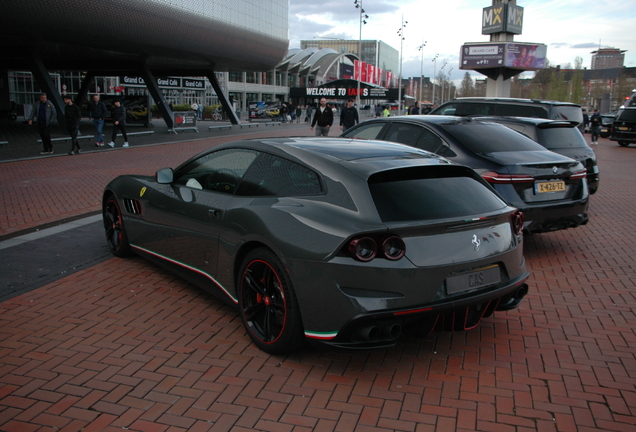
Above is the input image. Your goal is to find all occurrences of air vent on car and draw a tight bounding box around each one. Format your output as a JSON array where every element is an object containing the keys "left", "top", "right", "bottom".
[{"left": 123, "top": 199, "right": 142, "bottom": 215}]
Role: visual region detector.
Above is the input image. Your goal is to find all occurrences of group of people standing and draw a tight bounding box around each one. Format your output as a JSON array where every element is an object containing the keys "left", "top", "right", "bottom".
[
  {"left": 309, "top": 97, "right": 360, "bottom": 136},
  {"left": 28, "top": 93, "right": 129, "bottom": 156}
]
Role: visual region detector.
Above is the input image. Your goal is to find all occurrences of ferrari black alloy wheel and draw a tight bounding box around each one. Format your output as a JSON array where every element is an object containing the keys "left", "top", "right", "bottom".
[
  {"left": 103, "top": 195, "right": 132, "bottom": 257},
  {"left": 238, "top": 248, "right": 304, "bottom": 354}
]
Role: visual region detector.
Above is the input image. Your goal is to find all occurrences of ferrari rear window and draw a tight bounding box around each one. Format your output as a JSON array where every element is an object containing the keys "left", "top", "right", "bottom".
[{"left": 369, "top": 167, "right": 507, "bottom": 223}]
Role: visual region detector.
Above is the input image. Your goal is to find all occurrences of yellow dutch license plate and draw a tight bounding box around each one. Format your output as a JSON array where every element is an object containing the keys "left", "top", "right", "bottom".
[
  {"left": 618, "top": 126, "right": 629, "bottom": 131},
  {"left": 535, "top": 181, "right": 565, "bottom": 193}
]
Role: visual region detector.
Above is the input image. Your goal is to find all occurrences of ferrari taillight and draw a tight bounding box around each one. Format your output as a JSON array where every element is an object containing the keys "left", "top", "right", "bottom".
[
  {"left": 348, "top": 237, "right": 377, "bottom": 262},
  {"left": 347, "top": 235, "right": 406, "bottom": 261},
  {"left": 511, "top": 210, "right": 524, "bottom": 235}
]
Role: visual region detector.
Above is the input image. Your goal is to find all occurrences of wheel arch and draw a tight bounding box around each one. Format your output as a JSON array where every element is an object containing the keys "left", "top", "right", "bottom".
[{"left": 233, "top": 241, "right": 275, "bottom": 290}]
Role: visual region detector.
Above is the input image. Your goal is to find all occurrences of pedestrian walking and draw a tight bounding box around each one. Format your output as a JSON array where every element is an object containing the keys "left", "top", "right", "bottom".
[
  {"left": 409, "top": 101, "right": 420, "bottom": 115},
  {"left": 280, "top": 103, "right": 289, "bottom": 123},
  {"left": 27, "top": 92, "right": 57, "bottom": 155},
  {"left": 305, "top": 105, "right": 313, "bottom": 123},
  {"left": 374, "top": 104, "right": 383, "bottom": 118},
  {"left": 295, "top": 105, "right": 302, "bottom": 123},
  {"left": 582, "top": 108, "right": 589, "bottom": 133},
  {"left": 107, "top": 99, "right": 129, "bottom": 148},
  {"left": 383, "top": 106, "right": 391, "bottom": 117},
  {"left": 88, "top": 95, "right": 108, "bottom": 146},
  {"left": 62, "top": 95, "right": 82, "bottom": 155},
  {"left": 340, "top": 99, "right": 359, "bottom": 133},
  {"left": 589, "top": 109, "right": 601, "bottom": 145},
  {"left": 310, "top": 97, "right": 333, "bottom": 136}
]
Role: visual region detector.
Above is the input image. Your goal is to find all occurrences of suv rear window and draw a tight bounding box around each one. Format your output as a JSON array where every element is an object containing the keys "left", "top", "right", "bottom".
[
  {"left": 551, "top": 106, "right": 583, "bottom": 124},
  {"left": 441, "top": 122, "right": 546, "bottom": 153},
  {"left": 617, "top": 109, "right": 636, "bottom": 121},
  {"left": 494, "top": 104, "right": 547, "bottom": 117},
  {"left": 369, "top": 167, "right": 506, "bottom": 223},
  {"left": 536, "top": 126, "right": 589, "bottom": 149}
]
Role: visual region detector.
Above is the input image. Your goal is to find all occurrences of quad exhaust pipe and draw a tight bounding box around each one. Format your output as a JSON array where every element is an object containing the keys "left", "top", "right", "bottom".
[{"left": 359, "top": 323, "right": 402, "bottom": 341}]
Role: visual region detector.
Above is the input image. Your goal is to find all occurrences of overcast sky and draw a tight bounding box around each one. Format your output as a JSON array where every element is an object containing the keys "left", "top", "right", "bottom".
[{"left": 289, "top": 0, "right": 636, "bottom": 82}]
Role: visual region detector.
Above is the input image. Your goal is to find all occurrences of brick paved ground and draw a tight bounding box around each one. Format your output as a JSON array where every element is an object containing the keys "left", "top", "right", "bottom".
[{"left": 1, "top": 133, "right": 635, "bottom": 431}]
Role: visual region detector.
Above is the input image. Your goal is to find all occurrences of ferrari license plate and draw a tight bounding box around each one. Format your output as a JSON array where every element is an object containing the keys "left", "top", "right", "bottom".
[
  {"left": 618, "top": 126, "right": 629, "bottom": 131},
  {"left": 446, "top": 265, "right": 500, "bottom": 294},
  {"left": 535, "top": 180, "right": 565, "bottom": 194}
]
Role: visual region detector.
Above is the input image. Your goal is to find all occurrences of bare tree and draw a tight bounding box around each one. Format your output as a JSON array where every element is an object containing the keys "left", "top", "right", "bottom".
[{"left": 458, "top": 72, "right": 475, "bottom": 97}]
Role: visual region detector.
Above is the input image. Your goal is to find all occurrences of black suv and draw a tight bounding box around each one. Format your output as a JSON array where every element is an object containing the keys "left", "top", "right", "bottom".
[
  {"left": 430, "top": 97, "right": 584, "bottom": 127},
  {"left": 600, "top": 111, "right": 617, "bottom": 138},
  {"left": 475, "top": 117, "right": 599, "bottom": 194},
  {"left": 610, "top": 107, "right": 636, "bottom": 147}
]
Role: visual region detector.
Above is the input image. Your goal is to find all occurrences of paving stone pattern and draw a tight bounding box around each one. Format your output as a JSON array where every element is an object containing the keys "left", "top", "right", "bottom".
[{"left": 1, "top": 135, "right": 635, "bottom": 431}]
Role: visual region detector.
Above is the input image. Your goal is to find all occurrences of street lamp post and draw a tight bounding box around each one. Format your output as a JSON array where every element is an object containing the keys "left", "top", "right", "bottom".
[
  {"left": 431, "top": 54, "right": 439, "bottom": 105},
  {"left": 439, "top": 62, "right": 447, "bottom": 104},
  {"left": 447, "top": 67, "right": 453, "bottom": 102},
  {"left": 397, "top": 16, "right": 407, "bottom": 115},
  {"left": 354, "top": 0, "right": 368, "bottom": 109},
  {"left": 417, "top": 41, "right": 427, "bottom": 104}
]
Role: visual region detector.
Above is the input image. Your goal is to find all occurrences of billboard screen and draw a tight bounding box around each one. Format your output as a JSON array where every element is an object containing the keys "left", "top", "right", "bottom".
[{"left": 505, "top": 43, "right": 547, "bottom": 69}]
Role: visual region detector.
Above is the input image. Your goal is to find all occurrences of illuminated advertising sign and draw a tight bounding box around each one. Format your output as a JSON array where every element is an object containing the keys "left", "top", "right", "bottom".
[
  {"left": 460, "top": 44, "right": 505, "bottom": 69},
  {"left": 289, "top": 85, "right": 399, "bottom": 99},
  {"left": 505, "top": 43, "right": 546, "bottom": 69}
]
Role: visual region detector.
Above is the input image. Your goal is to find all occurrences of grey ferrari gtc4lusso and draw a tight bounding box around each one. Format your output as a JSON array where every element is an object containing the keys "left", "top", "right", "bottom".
[{"left": 103, "top": 138, "right": 530, "bottom": 353}]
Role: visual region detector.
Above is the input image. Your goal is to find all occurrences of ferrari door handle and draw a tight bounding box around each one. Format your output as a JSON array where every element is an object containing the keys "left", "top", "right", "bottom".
[{"left": 208, "top": 209, "right": 221, "bottom": 218}]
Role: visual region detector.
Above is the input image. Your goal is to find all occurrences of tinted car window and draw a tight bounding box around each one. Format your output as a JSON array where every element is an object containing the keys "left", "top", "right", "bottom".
[
  {"left": 176, "top": 148, "right": 258, "bottom": 193},
  {"left": 453, "top": 103, "right": 495, "bottom": 116},
  {"left": 384, "top": 123, "right": 423, "bottom": 147},
  {"left": 383, "top": 123, "right": 445, "bottom": 153},
  {"left": 441, "top": 122, "right": 546, "bottom": 153},
  {"left": 494, "top": 104, "right": 546, "bottom": 118},
  {"left": 342, "top": 122, "right": 385, "bottom": 139},
  {"left": 551, "top": 106, "right": 583, "bottom": 124},
  {"left": 369, "top": 167, "right": 507, "bottom": 223},
  {"left": 237, "top": 153, "right": 322, "bottom": 197},
  {"left": 497, "top": 123, "right": 537, "bottom": 140},
  {"left": 536, "top": 127, "right": 589, "bottom": 149},
  {"left": 617, "top": 109, "right": 636, "bottom": 121}
]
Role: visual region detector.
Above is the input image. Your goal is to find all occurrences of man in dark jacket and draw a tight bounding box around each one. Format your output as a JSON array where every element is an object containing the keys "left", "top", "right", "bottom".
[
  {"left": 88, "top": 94, "right": 108, "bottom": 146},
  {"left": 589, "top": 109, "right": 601, "bottom": 145},
  {"left": 62, "top": 95, "right": 82, "bottom": 155},
  {"left": 310, "top": 97, "right": 333, "bottom": 136},
  {"left": 339, "top": 99, "right": 359, "bottom": 133},
  {"left": 107, "top": 99, "right": 129, "bottom": 148},
  {"left": 28, "top": 93, "right": 57, "bottom": 155}
]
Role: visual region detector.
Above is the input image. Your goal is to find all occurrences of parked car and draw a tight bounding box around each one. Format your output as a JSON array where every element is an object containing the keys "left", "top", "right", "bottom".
[
  {"left": 473, "top": 117, "right": 599, "bottom": 194},
  {"left": 429, "top": 97, "right": 584, "bottom": 127},
  {"left": 600, "top": 111, "right": 617, "bottom": 138},
  {"left": 610, "top": 107, "right": 636, "bottom": 147},
  {"left": 103, "top": 138, "right": 530, "bottom": 353},
  {"left": 341, "top": 116, "right": 590, "bottom": 234}
]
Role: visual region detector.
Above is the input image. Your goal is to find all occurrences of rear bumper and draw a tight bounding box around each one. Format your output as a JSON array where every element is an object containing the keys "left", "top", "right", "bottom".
[
  {"left": 610, "top": 132, "right": 636, "bottom": 142},
  {"left": 314, "top": 273, "right": 530, "bottom": 349}
]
